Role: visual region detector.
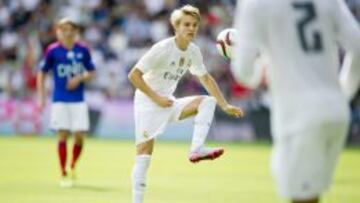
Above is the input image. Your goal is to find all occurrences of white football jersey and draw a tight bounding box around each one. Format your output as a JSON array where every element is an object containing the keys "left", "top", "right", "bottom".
[
  {"left": 232, "top": 0, "right": 360, "bottom": 135},
  {"left": 134, "top": 37, "right": 207, "bottom": 98}
]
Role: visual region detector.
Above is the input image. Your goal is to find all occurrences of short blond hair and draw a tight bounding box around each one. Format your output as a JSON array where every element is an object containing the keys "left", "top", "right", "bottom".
[{"left": 170, "top": 5, "right": 201, "bottom": 28}]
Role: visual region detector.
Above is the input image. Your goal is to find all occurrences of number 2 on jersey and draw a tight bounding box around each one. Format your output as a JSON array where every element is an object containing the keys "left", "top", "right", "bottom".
[{"left": 293, "top": 2, "right": 323, "bottom": 53}]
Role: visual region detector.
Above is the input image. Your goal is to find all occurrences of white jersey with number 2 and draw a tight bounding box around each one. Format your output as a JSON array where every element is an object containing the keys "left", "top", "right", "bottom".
[{"left": 232, "top": 0, "right": 360, "bottom": 136}]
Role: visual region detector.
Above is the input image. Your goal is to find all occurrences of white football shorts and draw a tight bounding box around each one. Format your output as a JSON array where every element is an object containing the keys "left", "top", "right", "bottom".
[
  {"left": 134, "top": 92, "right": 198, "bottom": 145},
  {"left": 271, "top": 121, "right": 349, "bottom": 200},
  {"left": 50, "top": 102, "right": 89, "bottom": 132}
]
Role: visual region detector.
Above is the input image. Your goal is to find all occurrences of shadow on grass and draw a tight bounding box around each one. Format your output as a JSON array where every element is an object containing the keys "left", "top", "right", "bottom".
[{"left": 72, "top": 184, "right": 118, "bottom": 192}]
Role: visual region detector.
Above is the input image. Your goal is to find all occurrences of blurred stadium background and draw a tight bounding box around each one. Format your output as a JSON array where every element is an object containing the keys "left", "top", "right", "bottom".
[
  {"left": 0, "top": 0, "right": 359, "bottom": 143},
  {"left": 0, "top": 0, "right": 359, "bottom": 203}
]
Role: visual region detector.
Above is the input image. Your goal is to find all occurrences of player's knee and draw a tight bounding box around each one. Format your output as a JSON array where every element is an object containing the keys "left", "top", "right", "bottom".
[
  {"left": 137, "top": 147, "right": 153, "bottom": 155},
  {"left": 136, "top": 139, "right": 154, "bottom": 155},
  {"left": 74, "top": 131, "right": 85, "bottom": 138},
  {"left": 73, "top": 132, "right": 85, "bottom": 144},
  {"left": 58, "top": 130, "right": 70, "bottom": 140},
  {"left": 207, "top": 96, "right": 216, "bottom": 104},
  {"left": 199, "top": 96, "right": 216, "bottom": 109},
  {"left": 74, "top": 137, "right": 84, "bottom": 145}
]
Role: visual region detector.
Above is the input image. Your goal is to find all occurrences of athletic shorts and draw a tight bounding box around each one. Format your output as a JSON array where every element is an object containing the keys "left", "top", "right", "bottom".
[
  {"left": 134, "top": 92, "right": 198, "bottom": 145},
  {"left": 50, "top": 102, "right": 89, "bottom": 132},
  {"left": 271, "top": 121, "right": 349, "bottom": 200}
]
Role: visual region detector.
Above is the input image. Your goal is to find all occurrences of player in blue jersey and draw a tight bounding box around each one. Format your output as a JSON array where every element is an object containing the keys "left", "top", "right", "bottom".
[{"left": 37, "top": 18, "right": 96, "bottom": 187}]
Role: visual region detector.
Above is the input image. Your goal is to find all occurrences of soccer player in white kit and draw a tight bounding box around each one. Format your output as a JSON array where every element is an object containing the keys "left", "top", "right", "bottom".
[
  {"left": 232, "top": 0, "right": 360, "bottom": 203},
  {"left": 128, "top": 5, "right": 243, "bottom": 203}
]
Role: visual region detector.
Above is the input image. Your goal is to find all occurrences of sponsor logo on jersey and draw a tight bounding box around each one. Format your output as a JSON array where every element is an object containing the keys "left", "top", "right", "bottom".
[
  {"left": 57, "top": 62, "right": 85, "bottom": 78},
  {"left": 163, "top": 71, "right": 181, "bottom": 81}
]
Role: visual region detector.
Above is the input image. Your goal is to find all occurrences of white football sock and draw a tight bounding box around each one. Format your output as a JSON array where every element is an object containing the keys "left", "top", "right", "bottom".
[
  {"left": 132, "top": 154, "right": 151, "bottom": 203},
  {"left": 191, "top": 96, "right": 217, "bottom": 152}
]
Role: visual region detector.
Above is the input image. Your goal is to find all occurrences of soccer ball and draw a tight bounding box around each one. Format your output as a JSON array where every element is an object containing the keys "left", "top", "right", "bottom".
[{"left": 216, "top": 28, "right": 238, "bottom": 59}]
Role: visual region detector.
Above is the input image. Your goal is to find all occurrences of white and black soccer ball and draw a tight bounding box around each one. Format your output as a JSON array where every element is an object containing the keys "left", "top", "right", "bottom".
[{"left": 216, "top": 28, "right": 238, "bottom": 59}]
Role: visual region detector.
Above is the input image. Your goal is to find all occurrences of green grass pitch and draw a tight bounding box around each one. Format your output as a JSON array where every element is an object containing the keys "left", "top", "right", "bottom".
[{"left": 0, "top": 136, "right": 359, "bottom": 203}]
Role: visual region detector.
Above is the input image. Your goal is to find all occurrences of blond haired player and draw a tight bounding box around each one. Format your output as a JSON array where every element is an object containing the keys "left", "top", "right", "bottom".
[
  {"left": 232, "top": 0, "right": 360, "bottom": 203},
  {"left": 128, "top": 5, "right": 243, "bottom": 203}
]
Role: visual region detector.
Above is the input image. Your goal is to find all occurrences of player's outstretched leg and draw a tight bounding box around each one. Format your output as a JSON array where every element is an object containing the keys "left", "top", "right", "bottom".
[
  {"left": 132, "top": 139, "right": 154, "bottom": 203},
  {"left": 187, "top": 96, "right": 224, "bottom": 163},
  {"left": 70, "top": 131, "right": 84, "bottom": 182}
]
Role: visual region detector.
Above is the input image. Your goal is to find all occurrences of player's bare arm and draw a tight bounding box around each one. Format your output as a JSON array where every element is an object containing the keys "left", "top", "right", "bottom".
[
  {"left": 128, "top": 68, "right": 173, "bottom": 108},
  {"left": 36, "top": 71, "right": 47, "bottom": 112},
  {"left": 66, "top": 70, "right": 96, "bottom": 90},
  {"left": 198, "top": 73, "right": 243, "bottom": 118}
]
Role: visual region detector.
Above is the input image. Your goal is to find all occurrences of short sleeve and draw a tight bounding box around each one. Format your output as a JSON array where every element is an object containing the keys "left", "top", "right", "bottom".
[
  {"left": 135, "top": 43, "right": 164, "bottom": 73},
  {"left": 189, "top": 46, "right": 208, "bottom": 76},
  {"left": 83, "top": 48, "right": 96, "bottom": 71},
  {"left": 39, "top": 49, "right": 54, "bottom": 73}
]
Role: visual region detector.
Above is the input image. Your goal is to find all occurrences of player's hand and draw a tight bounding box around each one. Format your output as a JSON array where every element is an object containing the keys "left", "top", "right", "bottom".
[
  {"left": 153, "top": 96, "right": 174, "bottom": 108},
  {"left": 66, "top": 76, "right": 83, "bottom": 90},
  {"left": 221, "top": 104, "right": 244, "bottom": 118}
]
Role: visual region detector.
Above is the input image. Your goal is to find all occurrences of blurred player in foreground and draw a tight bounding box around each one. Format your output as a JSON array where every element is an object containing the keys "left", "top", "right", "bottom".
[
  {"left": 232, "top": 0, "right": 360, "bottom": 203},
  {"left": 128, "top": 4, "right": 243, "bottom": 203},
  {"left": 37, "top": 18, "right": 96, "bottom": 187}
]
